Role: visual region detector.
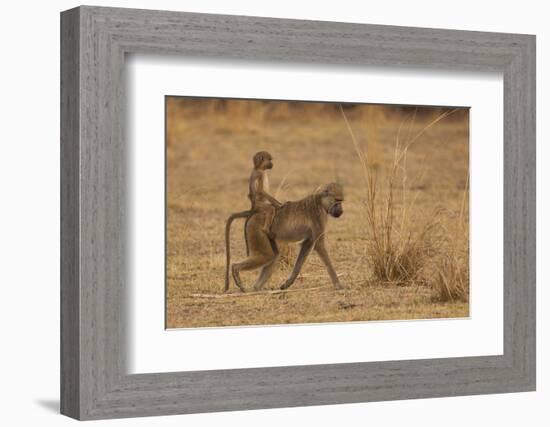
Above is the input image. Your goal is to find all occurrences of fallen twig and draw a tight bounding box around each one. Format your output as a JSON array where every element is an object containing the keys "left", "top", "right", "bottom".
[{"left": 190, "top": 286, "right": 325, "bottom": 299}]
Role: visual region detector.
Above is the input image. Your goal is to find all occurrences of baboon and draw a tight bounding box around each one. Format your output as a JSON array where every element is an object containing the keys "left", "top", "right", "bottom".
[
  {"left": 224, "top": 151, "right": 282, "bottom": 292},
  {"left": 247, "top": 151, "right": 282, "bottom": 239},
  {"left": 225, "top": 182, "right": 345, "bottom": 292}
]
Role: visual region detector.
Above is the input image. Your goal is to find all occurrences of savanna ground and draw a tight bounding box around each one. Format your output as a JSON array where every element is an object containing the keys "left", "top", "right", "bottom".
[{"left": 166, "top": 98, "right": 469, "bottom": 328}]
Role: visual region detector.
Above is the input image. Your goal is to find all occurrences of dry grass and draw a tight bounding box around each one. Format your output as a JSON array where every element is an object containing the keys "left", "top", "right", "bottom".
[
  {"left": 340, "top": 106, "right": 468, "bottom": 290},
  {"left": 435, "top": 252, "right": 469, "bottom": 302},
  {"left": 166, "top": 98, "right": 469, "bottom": 328},
  {"left": 433, "top": 180, "right": 470, "bottom": 302},
  {"left": 340, "top": 105, "right": 448, "bottom": 284}
]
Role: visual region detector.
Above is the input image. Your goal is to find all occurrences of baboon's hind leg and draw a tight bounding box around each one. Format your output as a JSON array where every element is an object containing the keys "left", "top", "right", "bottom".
[
  {"left": 231, "top": 213, "right": 277, "bottom": 292},
  {"left": 232, "top": 254, "right": 276, "bottom": 292},
  {"left": 252, "top": 252, "right": 280, "bottom": 291}
]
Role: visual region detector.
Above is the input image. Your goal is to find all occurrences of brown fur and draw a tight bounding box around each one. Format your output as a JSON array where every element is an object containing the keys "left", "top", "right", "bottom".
[
  {"left": 224, "top": 152, "right": 281, "bottom": 292},
  {"left": 227, "top": 182, "right": 345, "bottom": 292},
  {"left": 247, "top": 151, "right": 281, "bottom": 240}
]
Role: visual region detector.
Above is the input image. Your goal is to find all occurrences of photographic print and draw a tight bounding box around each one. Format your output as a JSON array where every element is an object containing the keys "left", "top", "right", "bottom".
[{"left": 166, "top": 97, "right": 469, "bottom": 329}]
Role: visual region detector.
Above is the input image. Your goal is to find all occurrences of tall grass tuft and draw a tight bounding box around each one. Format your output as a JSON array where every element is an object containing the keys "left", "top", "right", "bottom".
[
  {"left": 361, "top": 162, "right": 439, "bottom": 283},
  {"left": 434, "top": 251, "right": 469, "bottom": 302},
  {"left": 339, "top": 105, "right": 457, "bottom": 285},
  {"left": 433, "top": 177, "right": 470, "bottom": 302}
]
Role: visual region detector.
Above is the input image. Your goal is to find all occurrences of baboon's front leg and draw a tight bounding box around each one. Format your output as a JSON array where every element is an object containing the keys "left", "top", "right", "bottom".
[
  {"left": 315, "top": 238, "right": 343, "bottom": 289},
  {"left": 280, "top": 239, "right": 314, "bottom": 290}
]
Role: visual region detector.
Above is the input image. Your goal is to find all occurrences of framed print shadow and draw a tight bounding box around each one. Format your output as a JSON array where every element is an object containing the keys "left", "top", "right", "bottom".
[{"left": 60, "top": 5, "right": 535, "bottom": 421}]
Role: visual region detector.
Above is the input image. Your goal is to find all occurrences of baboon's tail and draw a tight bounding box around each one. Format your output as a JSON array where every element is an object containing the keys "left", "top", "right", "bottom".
[
  {"left": 224, "top": 210, "right": 252, "bottom": 292},
  {"left": 244, "top": 215, "right": 252, "bottom": 256}
]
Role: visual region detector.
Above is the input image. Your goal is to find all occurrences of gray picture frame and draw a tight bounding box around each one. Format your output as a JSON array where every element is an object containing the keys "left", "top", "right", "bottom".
[{"left": 60, "top": 5, "right": 536, "bottom": 421}]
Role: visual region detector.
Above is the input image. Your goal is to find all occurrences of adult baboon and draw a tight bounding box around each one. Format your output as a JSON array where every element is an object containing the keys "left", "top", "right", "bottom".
[{"left": 225, "top": 182, "right": 345, "bottom": 292}]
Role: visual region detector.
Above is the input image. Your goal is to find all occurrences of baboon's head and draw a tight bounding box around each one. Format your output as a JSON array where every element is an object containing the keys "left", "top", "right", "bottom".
[
  {"left": 319, "top": 182, "right": 344, "bottom": 218},
  {"left": 253, "top": 151, "right": 274, "bottom": 170}
]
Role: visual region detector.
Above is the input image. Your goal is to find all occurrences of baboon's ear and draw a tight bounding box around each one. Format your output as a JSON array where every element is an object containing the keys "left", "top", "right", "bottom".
[
  {"left": 322, "top": 182, "right": 344, "bottom": 198},
  {"left": 253, "top": 152, "right": 263, "bottom": 168},
  {"left": 314, "top": 185, "right": 328, "bottom": 195},
  {"left": 324, "top": 183, "right": 335, "bottom": 193}
]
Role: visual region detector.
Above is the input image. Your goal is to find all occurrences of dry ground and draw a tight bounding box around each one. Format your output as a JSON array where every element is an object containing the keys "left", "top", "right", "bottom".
[{"left": 166, "top": 99, "right": 469, "bottom": 328}]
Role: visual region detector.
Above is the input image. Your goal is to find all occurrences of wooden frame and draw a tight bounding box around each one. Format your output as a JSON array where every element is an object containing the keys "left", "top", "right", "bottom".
[{"left": 60, "top": 5, "right": 536, "bottom": 420}]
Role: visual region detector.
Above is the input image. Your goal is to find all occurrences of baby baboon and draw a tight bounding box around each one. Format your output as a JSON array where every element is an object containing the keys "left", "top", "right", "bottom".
[
  {"left": 247, "top": 151, "right": 282, "bottom": 240},
  {"left": 226, "top": 182, "right": 345, "bottom": 292},
  {"left": 224, "top": 151, "right": 282, "bottom": 292}
]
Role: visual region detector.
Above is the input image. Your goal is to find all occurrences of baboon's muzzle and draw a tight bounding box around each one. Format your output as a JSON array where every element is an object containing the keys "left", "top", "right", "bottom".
[{"left": 329, "top": 203, "right": 343, "bottom": 218}]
